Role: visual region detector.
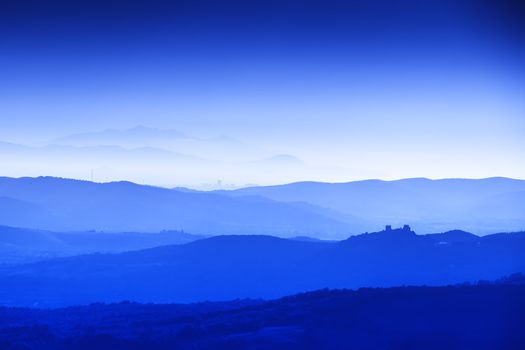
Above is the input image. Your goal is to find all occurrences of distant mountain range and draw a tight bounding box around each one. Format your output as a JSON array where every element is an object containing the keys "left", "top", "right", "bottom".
[
  {"left": 51, "top": 125, "right": 270, "bottom": 162},
  {"left": 219, "top": 177, "right": 525, "bottom": 234},
  {"left": 0, "top": 177, "right": 354, "bottom": 237},
  {"left": 0, "top": 128, "right": 313, "bottom": 187},
  {"left": 0, "top": 227, "right": 523, "bottom": 307},
  {"left": 0, "top": 176, "right": 524, "bottom": 235},
  {"left": 1, "top": 126, "right": 374, "bottom": 187}
]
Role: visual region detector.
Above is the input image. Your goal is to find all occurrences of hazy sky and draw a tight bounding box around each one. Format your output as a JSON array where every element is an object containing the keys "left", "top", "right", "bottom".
[{"left": 1, "top": 0, "right": 524, "bottom": 184}]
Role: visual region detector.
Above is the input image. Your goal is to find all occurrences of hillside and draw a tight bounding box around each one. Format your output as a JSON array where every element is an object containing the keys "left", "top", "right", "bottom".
[
  {"left": 0, "top": 177, "right": 355, "bottom": 237},
  {"left": 221, "top": 177, "right": 525, "bottom": 234},
  {"left": 2, "top": 176, "right": 524, "bottom": 237},
  {"left": 0, "top": 227, "right": 523, "bottom": 307},
  {"left": 0, "top": 282, "right": 523, "bottom": 350},
  {"left": 0, "top": 225, "right": 203, "bottom": 264}
]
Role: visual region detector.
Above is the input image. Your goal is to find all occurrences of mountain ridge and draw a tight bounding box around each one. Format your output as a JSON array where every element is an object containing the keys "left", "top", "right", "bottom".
[
  {"left": 0, "top": 176, "right": 355, "bottom": 237},
  {"left": 219, "top": 177, "right": 525, "bottom": 234},
  {"left": 1, "top": 176, "right": 525, "bottom": 235}
]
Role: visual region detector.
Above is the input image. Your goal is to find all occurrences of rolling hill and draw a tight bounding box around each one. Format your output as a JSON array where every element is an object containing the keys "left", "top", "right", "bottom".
[
  {"left": 0, "top": 227, "right": 523, "bottom": 307},
  {"left": 0, "top": 225, "right": 203, "bottom": 264},
  {"left": 220, "top": 177, "right": 525, "bottom": 234},
  {"left": 1, "top": 282, "right": 524, "bottom": 350},
  {"left": 0, "top": 177, "right": 355, "bottom": 237}
]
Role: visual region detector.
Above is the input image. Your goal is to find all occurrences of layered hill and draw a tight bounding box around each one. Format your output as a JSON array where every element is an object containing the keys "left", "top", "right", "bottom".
[
  {"left": 0, "top": 227, "right": 523, "bottom": 307},
  {"left": 221, "top": 177, "right": 525, "bottom": 234},
  {"left": 0, "top": 225, "right": 203, "bottom": 264},
  {"left": 0, "top": 177, "right": 355, "bottom": 237},
  {"left": 1, "top": 282, "right": 524, "bottom": 350},
  {"left": 1, "top": 176, "right": 524, "bottom": 237}
]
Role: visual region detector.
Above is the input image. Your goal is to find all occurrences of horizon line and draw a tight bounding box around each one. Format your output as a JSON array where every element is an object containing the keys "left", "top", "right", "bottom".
[{"left": 1, "top": 174, "right": 524, "bottom": 191}]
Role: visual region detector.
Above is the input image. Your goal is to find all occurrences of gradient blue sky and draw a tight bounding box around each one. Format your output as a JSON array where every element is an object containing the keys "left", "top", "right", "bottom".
[{"left": 1, "top": 0, "right": 524, "bottom": 183}]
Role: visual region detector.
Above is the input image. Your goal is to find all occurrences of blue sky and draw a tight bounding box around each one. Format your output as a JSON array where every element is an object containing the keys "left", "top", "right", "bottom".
[{"left": 0, "top": 0, "right": 524, "bottom": 185}]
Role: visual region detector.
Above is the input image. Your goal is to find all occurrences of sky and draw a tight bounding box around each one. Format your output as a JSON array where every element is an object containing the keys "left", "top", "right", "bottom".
[{"left": 0, "top": 0, "right": 524, "bottom": 186}]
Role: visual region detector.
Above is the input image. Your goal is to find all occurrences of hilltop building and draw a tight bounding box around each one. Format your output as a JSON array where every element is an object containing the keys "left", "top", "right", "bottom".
[{"left": 384, "top": 225, "right": 411, "bottom": 232}]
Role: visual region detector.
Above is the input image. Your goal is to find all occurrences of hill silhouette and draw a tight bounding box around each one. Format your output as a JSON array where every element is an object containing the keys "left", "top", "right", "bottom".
[
  {"left": 222, "top": 177, "right": 525, "bottom": 234},
  {"left": 0, "top": 227, "right": 523, "bottom": 307},
  {"left": 0, "top": 177, "right": 354, "bottom": 237},
  {"left": 0, "top": 282, "right": 523, "bottom": 349},
  {"left": 1, "top": 176, "right": 525, "bottom": 237},
  {"left": 0, "top": 225, "right": 204, "bottom": 264}
]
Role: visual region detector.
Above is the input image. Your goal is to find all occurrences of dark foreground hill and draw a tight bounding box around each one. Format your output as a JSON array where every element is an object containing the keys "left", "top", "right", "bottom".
[
  {"left": 0, "top": 282, "right": 524, "bottom": 350},
  {"left": 0, "top": 227, "right": 523, "bottom": 307}
]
